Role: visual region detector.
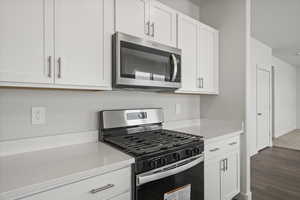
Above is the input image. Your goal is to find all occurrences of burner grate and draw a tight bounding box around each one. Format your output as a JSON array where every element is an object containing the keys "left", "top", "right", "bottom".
[{"left": 105, "top": 129, "right": 202, "bottom": 156}]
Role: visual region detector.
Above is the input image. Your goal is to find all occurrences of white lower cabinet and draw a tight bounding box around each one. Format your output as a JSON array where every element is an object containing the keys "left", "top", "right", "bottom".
[
  {"left": 20, "top": 167, "right": 131, "bottom": 200},
  {"left": 205, "top": 136, "right": 240, "bottom": 200}
]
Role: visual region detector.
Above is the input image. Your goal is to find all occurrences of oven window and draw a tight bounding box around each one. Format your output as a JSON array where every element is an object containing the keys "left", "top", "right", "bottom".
[
  {"left": 120, "top": 41, "right": 180, "bottom": 82},
  {"left": 136, "top": 162, "right": 203, "bottom": 200}
]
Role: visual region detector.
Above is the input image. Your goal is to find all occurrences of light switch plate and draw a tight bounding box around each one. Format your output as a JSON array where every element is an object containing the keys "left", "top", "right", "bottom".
[{"left": 32, "top": 107, "right": 46, "bottom": 125}]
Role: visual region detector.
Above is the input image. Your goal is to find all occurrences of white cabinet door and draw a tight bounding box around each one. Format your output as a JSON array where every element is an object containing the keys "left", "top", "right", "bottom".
[
  {"left": 198, "top": 23, "right": 219, "bottom": 93},
  {"left": 149, "top": 0, "right": 177, "bottom": 47},
  {"left": 176, "top": 14, "right": 199, "bottom": 92},
  {"left": 221, "top": 151, "right": 240, "bottom": 200},
  {"left": 0, "top": 0, "right": 54, "bottom": 84},
  {"left": 115, "top": 0, "right": 150, "bottom": 39},
  {"left": 205, "top": 158, "right": 222, "bottom": 200},
  {"left": 54, "top": 0, "right": 108, "bottom": 87}
]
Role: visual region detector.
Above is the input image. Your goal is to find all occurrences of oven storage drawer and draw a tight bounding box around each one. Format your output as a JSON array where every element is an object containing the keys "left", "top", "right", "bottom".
[{"left": 20, "top": 167, "right": 131, "bottom": 200}]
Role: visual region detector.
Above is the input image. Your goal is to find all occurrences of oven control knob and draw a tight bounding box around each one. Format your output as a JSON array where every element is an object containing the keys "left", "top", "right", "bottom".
[
  {"left": 155, "top": 159, "right": 162, "bottom": 167},
  {"left": 185, "top": 149, "right": 193, "bottom": 156},
  {"left": 148, "top": 160, "right": 155, "bottom": 169},
  {"left": 173, "top": 153, "right": 180, "bottom": 161},
  {"left": 161, "top": 157, "right": 168, "bottom": 165},
  {"left": 193, "top": 147, "right": 200, "bottom": 155}
]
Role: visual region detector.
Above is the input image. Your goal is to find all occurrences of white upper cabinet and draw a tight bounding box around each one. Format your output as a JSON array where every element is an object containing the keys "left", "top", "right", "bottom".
[
  {"left": 149, "top": 0, "right": 177, "bottom": 47},
  {"left": 177, "top": 13, "right": 219, "bottom": 95},
  {"left": 115, "top": 0, "right": 177, "bottom": 47},
  {"left": 0, "top": 0, "right": 54, "bottom": 84},
  {"left": 176, "top": 14, "right": 199, "bottom": 92},
  {"left": 115, "top": 0, "right": 149, "bottom": 39},
  {"left": 0, "top": 0, "right": 112, "bottom": 90},
  {"left": 198, "top": 23, "right": 219, "bottom": 94},
  {"left": 54, "top": 0, "right": 108, "bottom": 87}
]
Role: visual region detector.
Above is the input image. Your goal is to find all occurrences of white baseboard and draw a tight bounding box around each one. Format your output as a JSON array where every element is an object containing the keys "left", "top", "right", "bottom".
[{"left": 0, "top": 131, "right": 98, "bottom": 157}]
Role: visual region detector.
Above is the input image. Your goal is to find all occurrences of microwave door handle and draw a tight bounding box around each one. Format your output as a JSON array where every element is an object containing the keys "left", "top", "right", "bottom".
[
  {"left": 136, "top": 155, "right": 203, "bottom": 186},
  {"left": 171, "top": 54, "right": 178, "bottom": 82}
]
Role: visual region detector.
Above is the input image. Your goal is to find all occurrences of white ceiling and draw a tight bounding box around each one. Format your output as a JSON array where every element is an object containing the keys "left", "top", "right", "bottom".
[{"left": 251, "top": 0, "right": 300, "bottom": 67}]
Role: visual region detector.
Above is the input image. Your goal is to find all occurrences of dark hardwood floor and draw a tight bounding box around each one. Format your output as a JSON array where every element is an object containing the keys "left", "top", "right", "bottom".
[{"left": 251, "top": 147, "right": 300, "bottom": 200}]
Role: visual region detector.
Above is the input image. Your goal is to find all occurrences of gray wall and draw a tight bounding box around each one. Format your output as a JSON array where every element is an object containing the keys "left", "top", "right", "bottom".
[
  {"left": 0, "top": 0, "right": 201, "bottom": 142},
  {"left": 198, "top": 0, "right": 246, "bottom": 122},
  {"left": 0, "top": 89, "right": 200, "bottom": 141}
]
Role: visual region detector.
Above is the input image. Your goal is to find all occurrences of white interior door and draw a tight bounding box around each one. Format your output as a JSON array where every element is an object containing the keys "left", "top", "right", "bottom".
[
  {"left": 0, "top": 0, "right": 54, "bottom": 84},
  {"left": 257, "top": 68, "right": 271, "bottom": 151},
  {"left": 54, "top": 0, "right": 105, "bottom": 86},
  {"left": 150, "top": 0, "right": 177, "bottom": 47},
  {"left": 115, "top": 0, "right": 149, "bottom": 39}
]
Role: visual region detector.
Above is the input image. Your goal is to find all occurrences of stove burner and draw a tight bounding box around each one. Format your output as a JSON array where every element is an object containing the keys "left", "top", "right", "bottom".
[{"left": 105, "top": 129, "right": 202, "bottom": 156}]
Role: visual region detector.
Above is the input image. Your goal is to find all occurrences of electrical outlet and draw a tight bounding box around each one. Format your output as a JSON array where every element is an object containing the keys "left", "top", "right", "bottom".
[
  {"left": 175, "top": 103, "right": 181, "bottom": 115},
  {"left": 32, "top": 107, "right": 46, "bottom": 125}
]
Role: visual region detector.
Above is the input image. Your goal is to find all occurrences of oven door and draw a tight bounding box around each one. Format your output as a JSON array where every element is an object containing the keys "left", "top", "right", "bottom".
[
  {"left": 135, "top": 155, "right": 204, "bottom": 200},
  {"left": 113, "top": 32, "right": 181, "bottom": 90}
]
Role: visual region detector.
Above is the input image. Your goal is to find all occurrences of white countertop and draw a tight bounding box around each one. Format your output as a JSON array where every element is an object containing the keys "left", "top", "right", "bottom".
[
  {"left": 0, "top": 142, "right": 134, "bottom": 199},
  {"left": 171, "top": 119, "right": 243, "bottom": 142},
  {"left": 0, "top": 119, "right": 242, "bottom": 199}
]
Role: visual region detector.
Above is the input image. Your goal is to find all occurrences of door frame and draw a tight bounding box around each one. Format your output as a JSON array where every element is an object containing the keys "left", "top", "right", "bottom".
[{"left": 256, "top": 66, "right": 273, "bottom": 151}]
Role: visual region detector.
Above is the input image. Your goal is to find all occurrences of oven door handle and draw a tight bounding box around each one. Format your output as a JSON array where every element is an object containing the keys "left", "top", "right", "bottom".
[
  {"left": 171, "top": 54, "right": 178, "bottom": 82},
  {"left": 136, "top": 155, "right": 203, "bottom": 186}
]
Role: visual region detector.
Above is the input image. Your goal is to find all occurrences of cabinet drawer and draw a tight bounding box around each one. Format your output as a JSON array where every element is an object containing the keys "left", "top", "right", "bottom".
[
  {"left": 21, "top": 167, "right": 131, "bottom": 200},
  {"left": 205, "top": 141, "right": 224, "bottom": 160},
  {"left": 223, "top": 136, "right": 240, "bottom": 152},
  {"left": 205, "top": 136, "right": 240, "bottom": 160}
]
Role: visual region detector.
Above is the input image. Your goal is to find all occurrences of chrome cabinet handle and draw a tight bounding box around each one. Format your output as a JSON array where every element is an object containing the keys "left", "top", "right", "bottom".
[
  {"left": 198, "top": 78, "right": 204, "bottom": 88},
  {"left": 221, "top": 159, "right": 226, "bottom": 171},
  {"left": 201, "top": 78, "right": 204, "bottom": 88},
  {"left": 151, "top": 23, "right": 155, "bottom": 37},
  {"left": 225, "top": 158, "right": 228, "bottom": 171},
  {"left": 209, "top": 148, "right": 220, "bottom": 152},
  {"left": 90, "top": 184, "right": 114, "bottom": 194},
  {"left": 257, "top": 113, "right": 262, "bottom": 116},
  {"left": 197, "top": 78, "right": 201, "bottom": 88},
  {"left": 57, "top": 57, "right": 62, "bottom": 78},
  {"left": 47, "top": 56, "right": 52, "bottom": 78},
  {"left": 229, "top": 142, "right": 237, "bottom": 146},
  {"left": 145, "top": 21, "right": 150, "bottom": 36}
]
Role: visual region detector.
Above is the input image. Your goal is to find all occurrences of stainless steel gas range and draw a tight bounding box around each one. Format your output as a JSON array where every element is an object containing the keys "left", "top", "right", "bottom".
[{"left": 99, "top": 108, "right": 204, "bottom": 200}]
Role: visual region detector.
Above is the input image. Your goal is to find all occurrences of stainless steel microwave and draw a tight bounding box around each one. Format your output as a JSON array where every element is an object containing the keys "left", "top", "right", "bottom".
[{"left": 113, "top": 32, "right": 181, "bottom": 91}]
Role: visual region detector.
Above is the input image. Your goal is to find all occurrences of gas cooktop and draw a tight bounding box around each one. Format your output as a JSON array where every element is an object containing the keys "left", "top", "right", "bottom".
[{"left": 104, "top": 129, "right": 203, "bottom": 157}]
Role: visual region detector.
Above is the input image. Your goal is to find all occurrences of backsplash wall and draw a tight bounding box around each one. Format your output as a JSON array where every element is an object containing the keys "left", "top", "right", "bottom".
[{"left": 0, "top": 89, "right": 200, "bottom": 141}]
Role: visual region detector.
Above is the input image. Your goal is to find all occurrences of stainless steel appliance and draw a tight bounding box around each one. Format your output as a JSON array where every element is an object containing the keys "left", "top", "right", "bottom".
[
  {"left": 113, "top": 33, "right": 181, "bottom": 90},
  {"left": 99, "top": 108, "right": 204, "bottom": 200}
]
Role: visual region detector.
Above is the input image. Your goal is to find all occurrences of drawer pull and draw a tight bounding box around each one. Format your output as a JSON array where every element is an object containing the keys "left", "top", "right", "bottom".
[
  {"left": 229, "top": 142, "right": 237, "bottom": 146},
  {"left": 90, "top": 184, "right": 114, "bottom": 194},
  {"left": 209, "top": 148, "right": 220, "bottom": 152}
]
